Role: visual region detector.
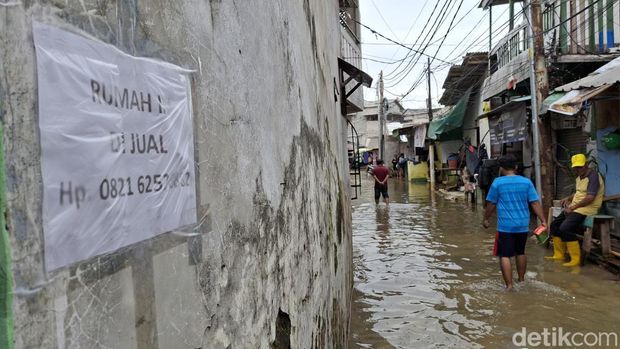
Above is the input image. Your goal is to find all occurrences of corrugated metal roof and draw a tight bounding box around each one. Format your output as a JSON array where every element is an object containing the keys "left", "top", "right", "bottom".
[
  {"left": 555, "top": 56, "right": 620, "bottom": 92},
  {"left": 392, "top": 118, "right": 430, "bottom": 134},
  {"left": 439, "top": 52, "right": 488, "bottom": 106},
  {"left": 548, "top": 84, "right": 613, "bottom": 115}
]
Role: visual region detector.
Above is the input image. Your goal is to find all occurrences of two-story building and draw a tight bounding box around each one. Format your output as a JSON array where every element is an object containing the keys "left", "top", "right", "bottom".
[
  {"left": 479, "top": 0, "right": 620, "bottom": 199},
  {"left": 349, "top": 99, "right": 408, "bottom": 164}
]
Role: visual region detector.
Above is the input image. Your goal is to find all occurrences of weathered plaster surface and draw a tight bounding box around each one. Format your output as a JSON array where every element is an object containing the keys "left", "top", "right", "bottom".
[{"left": 1, "top": 0, "right": 352, "bottom": 348}]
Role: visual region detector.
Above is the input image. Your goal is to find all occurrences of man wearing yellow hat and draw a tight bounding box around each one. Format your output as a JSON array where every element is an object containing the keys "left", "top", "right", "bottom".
[{"left": 546, "top": 154, "right": 605, "bottom": 266}]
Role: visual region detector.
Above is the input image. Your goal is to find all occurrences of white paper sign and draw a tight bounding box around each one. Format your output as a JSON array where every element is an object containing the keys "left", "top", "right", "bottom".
[
  {"left": 414, "top": 125, "right": 427, "bottom": 148},
  {"left": 34, "top": 23, "right": 197, "bottom": 271}
]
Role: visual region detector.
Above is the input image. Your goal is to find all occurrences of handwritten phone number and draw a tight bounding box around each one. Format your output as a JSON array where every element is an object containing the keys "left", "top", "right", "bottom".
[{"left": 99, "top": 172, "right": 191, "bottom": 200}]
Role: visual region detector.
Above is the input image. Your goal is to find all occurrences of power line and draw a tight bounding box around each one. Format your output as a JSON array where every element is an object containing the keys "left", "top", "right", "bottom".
[
  {"left": 384, "top": 0, "right": 481, "bottom": 80},
  {"left": 408, "top": 0, "right": 614, "bottom": 107},
  {"left": 385, "top": 0, "right": 456, "bottom": 87},
  {"left": 370, "top": 0, "right": 402, "bottom": 42},
  {"left": 400, "top": 0, "right": 432, "bottom": 45},
  {"left": 421, "top": 6, "right": 530, "bottom": 102},
  {"left": 356, "top": 56, "right": 407, "bottom": 64},
  {"left": 452, "top": 0, "right": 614, "bottom": 102},
  {"left": 438, "top": 5, "right": 524, "bottom": 69},
  {"left": 373, "top": 3, "right": 524, "bottom": 105},
  {"left": 428, "top": 0, "right": 467, "bottom": 67},
  {"left": 440, "top": 9, "right": 508, "bottom": 66},
  {"left": 382, "top": 0, "right": 433, "bottom": 75},
  {"left": 392, "top": 1, "right": 511, "bottom": 96},
  {"left": 362, "top": 42, "right": 477, "bottom": 46},
  {"left": 439, "top": 10, "right": 490, "bottom": 62},
  {"left": 350, "top": 16, "right": 454, "bottom": 65},
  {"left": 401, "top": 0, "right": 471, "bottom": 98},
  {"left": 383, "top": 0, "right": 447, "bottom": 80},
  {"left": 361, "top": 2, "right": 532, "bottom": 105}
]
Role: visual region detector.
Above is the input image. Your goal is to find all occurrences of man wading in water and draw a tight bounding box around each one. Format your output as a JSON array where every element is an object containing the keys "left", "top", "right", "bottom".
[
  {"left": 372, "top": 159, "right": 390, "bottom": 205},
  {"left": 483, "top": 154, "right": 547, "bottom": 290}
]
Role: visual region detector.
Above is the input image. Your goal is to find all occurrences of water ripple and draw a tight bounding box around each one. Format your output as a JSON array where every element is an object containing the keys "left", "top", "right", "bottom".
[{"left": 350, "top": 180, "right": 620, "bottom": 349}]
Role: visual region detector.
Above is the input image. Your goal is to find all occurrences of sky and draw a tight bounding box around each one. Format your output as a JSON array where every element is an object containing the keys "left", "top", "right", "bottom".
[{"left": 358, "top": 0, "right": 518, "bottom": 109}]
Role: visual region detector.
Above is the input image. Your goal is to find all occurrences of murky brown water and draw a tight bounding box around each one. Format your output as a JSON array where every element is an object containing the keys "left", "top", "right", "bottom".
[{"left": 349, "top": 177, "right": 620, "bottom": 349}]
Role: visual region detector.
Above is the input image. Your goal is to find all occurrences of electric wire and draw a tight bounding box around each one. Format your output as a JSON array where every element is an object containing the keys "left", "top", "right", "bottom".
[
  {"left": 428, "top": 0, "right": 467, "bottom": 67},
  {"left": 382, "top": 0, "right": 445, "bottom": 79},
  {"left": 386, "top": 0, "right": 481, "bottom": 80},
  {"left": 351, "top": 16, "right": 454, "bottom": 65},
  {"left": 370, "top": 0, "right": 402, "bottom": 42},
  {"left": 384, "top": 0, "right": 457, "bottom": 88},
  {"left": 384, "top": 0, "right": 454, "bottom": 81},
  {"left": 401, "top": 0, "right": 477, "bottom": 99},
  {"left": 440, "top": 0, "right": 613, "bottom": 108},
  {"left": 401, "top": 4, "right": 526, "bottom": 100},
  {"left": 365, "top": 0, "right": 613, "bottom": 107},
  {"left": 437, "top": 5, "right": 525, "bottom": 70}
]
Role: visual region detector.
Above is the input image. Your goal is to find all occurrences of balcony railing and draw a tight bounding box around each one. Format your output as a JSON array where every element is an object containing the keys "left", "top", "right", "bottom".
[
  {"left": 543, "top": 0, "right": 620, "bottom": 55},
  {"left": 483, "top": 0, "right": 620, "bottom": 100},
  {"left": 490, "top": 23, "right": 528, "bottom": 72},
  {"left": 491, "top": 0, "right": 620, "bottom": 65}
]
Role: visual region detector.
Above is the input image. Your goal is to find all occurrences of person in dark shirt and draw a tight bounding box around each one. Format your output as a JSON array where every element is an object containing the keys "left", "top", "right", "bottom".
[
  {"left": 372, "top": 160, "right": 390, "bottom": 205},
  {"left": 391, "top": 155, "right": 398, "bottom": 173},
  {"left": 397, "top": 153, "right": 407, "bottom": 178}
]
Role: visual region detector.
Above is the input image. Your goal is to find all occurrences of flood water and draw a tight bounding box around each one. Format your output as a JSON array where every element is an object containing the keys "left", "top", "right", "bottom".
[{"left": 349, "top": 176, "right": 620, "bottom": 348}]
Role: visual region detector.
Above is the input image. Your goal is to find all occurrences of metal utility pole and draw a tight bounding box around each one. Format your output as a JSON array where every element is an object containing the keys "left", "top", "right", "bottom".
[
  {"left": 526, "top": 0, "right": 553, "bottom": 209},
  {"left": 509, "top": 0, "right": 515, "bottom": 30},
  {"left": 427, "top": 58, "right": 436, "bottom": 187},
  {"left": 378, "top": 71, "right": 385, "bottom": 161},
  {"left": 489, "top": 6, "right": 493, "bottom": 52}
]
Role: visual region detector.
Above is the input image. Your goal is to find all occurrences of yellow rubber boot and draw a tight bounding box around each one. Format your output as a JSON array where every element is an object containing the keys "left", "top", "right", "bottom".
[
  {"left": 562, "top": 241, "right": 581, "bottom": 267},
  {"left": 545, "top": 237, "right": 566, "bottom": 260}
]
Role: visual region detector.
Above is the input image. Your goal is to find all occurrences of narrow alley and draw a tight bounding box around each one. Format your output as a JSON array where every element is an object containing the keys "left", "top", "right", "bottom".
[
  {"left": 349, "top": 177, "right": 620, "bottom": 348},
  {"left": 3, "top": 1, "right": 620, "bottom": 347}
]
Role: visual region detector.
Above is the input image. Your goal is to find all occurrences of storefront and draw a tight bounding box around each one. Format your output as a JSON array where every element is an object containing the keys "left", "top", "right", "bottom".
[
  {"left": 477, "top": 96, "right": 533, "bottom": 178},
  {"left": 543, "top": 56, "right": 620, "bottom": 199}
]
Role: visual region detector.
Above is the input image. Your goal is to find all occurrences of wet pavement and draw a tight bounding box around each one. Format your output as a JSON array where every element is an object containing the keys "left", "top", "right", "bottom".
[{"left": 349, "top": 176, "right": 620, "bottom": 348}]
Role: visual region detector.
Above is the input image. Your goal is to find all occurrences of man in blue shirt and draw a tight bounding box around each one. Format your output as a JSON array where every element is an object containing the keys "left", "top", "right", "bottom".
[{"left": 483, "top": 154, "right": 547, "bottom": 290}]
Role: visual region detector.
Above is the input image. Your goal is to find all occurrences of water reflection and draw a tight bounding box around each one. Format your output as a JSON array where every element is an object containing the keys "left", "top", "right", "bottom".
[
  {"left": 350, "top": 177, "right": 620, "bottom": 349},
  {"left": 376, "top": 207, "right": 391, "bottom": 254},
  {"left": 407, "top": 183, "right": 430, "bottom": 201}
]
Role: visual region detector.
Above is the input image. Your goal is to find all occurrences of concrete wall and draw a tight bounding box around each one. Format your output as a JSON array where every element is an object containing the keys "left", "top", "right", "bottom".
[
  {"left": 350, "top": 113, "right": 373, "bottom": 150},
  {"left": 463, "top": 90, "right": 482, "bottom": 147},
  {"left": 598, "top": 128, "right": 620, "bottom": 196},
  {"left": 364, "top": 120, "right": 379, "bottom": 149},
  {"left": 0, "top": 1, "right": 353, "bottom": 348},
  {"left": 437, "top": 141, "right": 462, "bottom": 164},
  {"left": 479, "top": 117, "right": 492, "bottom": 153},
  {"left": 595, "top": 99, "right": 620, "bottom": 197}
]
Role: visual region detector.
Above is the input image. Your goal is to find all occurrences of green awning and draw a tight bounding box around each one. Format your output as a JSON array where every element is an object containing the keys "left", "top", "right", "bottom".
[{"left": 427, "top": 87, "right": 472, "bottom": 140}]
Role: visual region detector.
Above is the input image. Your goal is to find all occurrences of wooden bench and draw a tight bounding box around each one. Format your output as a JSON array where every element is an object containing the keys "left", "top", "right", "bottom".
[
  {"left": 582, "top": 215, "right": 615, "bottom": 260},
  {"left": 581, "top": 194, "right": 620, "bottom": 264}
]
